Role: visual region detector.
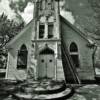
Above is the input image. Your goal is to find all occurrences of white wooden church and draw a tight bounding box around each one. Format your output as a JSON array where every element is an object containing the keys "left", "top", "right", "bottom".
[{"left": 4, "top": 0, "right": 96, "bottom": 82}]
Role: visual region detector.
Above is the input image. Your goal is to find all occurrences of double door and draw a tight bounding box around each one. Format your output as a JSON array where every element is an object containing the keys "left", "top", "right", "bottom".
[{"left": 38, "top": 54, "right": 55, "bottom": 79}]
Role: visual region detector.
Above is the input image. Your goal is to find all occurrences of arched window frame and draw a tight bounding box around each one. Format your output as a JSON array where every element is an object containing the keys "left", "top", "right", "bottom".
[
  {"left": 69, "top": 42, "right": 78, "bottom": 55},
  {"left": 69, "top": 42, "right": 79, "bottom": 68},
  {"left": 17, "top": 44, "right": 28, "bottom": 70}
]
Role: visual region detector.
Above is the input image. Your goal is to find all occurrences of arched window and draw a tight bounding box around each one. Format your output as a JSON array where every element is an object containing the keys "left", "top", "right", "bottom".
[
  {"left": 17, "top": 44, "right": 28, "bottom": 69},
  {"left": 70, "top": 42, "right": 79, "bottom": 68},
  {"left": 70, "top": 42, "right": 78, "bottom": 52}
]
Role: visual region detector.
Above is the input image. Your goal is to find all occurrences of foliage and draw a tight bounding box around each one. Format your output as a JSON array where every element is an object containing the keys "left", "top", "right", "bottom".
[
  {"left": 0, "top": 13, "right": 25, "bottom": 69},
  {"left": 0, "top": 13, "right": 24, "bottom": 45},
  {"left": 88, "top": 0, "right": 100, "bottom": 35},
  {"left": 0, "top": 49, "right": 7, "bottom": 69},
  {"left": 9, "top": 0, "right": 33, "bottom": 13}
]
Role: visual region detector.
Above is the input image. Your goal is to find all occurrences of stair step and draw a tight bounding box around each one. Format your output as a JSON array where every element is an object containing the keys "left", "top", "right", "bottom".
[
  {"left": 20, "top": 83, "right": 66, "bottom": 94},
  {"left": 17, "top": 80, "right": 66, "bottom": 94},
  {"left": 12, "top": 87, "right": 73, "bottom": 100}
]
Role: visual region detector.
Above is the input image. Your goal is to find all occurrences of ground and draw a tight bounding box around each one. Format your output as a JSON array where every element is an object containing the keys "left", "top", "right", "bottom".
[
  {"left": 0, "top": 80, "right": 100, "bottom": 100},
  {"left": 68, "top": 85, "right": 100, "bottom": 100}
]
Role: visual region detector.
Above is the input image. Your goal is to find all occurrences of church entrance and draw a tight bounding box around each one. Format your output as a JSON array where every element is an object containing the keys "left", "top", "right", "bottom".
[{"left": 38, "top": 46, "right": 55, "bottom": 79}]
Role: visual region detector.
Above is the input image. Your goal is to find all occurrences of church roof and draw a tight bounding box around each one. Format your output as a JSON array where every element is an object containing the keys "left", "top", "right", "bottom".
[
  {"left": 5, "top": 19, "right": 34, "bottom": 48},
  {"left": 5, "top": 15, "right": 95, "bottom": 49},
  {"left": 60, "top": 15, "right": 94, "bottom": 44}
]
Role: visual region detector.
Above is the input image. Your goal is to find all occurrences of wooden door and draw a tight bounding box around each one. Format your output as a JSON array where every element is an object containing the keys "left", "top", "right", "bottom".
[{"left": 38, "top": 54, "right": 55, "bottom": 79}]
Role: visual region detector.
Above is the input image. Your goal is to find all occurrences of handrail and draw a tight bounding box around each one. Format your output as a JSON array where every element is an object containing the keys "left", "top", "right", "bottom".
[{"left": 61, "top": 33, "right": 81, "bottom": 84}]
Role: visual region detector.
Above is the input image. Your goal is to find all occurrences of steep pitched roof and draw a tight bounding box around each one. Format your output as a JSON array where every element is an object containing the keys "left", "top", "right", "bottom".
[
  {"left": 60, "top": 15, "right": 93, "bottom": 44},
  {"left": 5, "top": 15, "right": 94, "bottom": 49},
  {"left": 5, "top": 19, "right": 34, "bottom": 48}
]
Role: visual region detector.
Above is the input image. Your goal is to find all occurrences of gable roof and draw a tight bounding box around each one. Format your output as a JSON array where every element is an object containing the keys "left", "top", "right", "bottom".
[
  {"left": 60, "top": 15, "right": 93, "bottom": 44},
  {"left": 5, "top": 19, "right": 34, "bottom": 48},
  {"left": 5, "top": 15, "right": 94, "bottom": 49}
]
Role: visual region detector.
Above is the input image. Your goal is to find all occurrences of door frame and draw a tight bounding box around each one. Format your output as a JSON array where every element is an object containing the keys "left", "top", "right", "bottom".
[{"left": 37, "top": 46, "right": 56, "bottom": 79}]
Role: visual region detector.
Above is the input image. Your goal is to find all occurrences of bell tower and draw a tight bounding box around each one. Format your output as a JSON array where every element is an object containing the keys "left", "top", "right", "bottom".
[
  {"left": 33, "top": 0, "right": 60, "bottom": 39},
  {"left": 31, "top": 0, "right": 64, "bottom": 80}
]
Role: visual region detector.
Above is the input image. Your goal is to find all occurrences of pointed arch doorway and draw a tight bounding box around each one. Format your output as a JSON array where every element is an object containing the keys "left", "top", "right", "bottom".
[{"left": 38, "top": 45, "right": 55, "bottom": 79}]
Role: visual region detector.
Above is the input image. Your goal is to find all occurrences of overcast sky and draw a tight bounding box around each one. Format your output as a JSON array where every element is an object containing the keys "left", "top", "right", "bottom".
[
  {"left": 0, "top": 0, "right": 75, "bottom": 24},
  {"left": 0, "top": 0, "right": 16, "bottom": 20}
]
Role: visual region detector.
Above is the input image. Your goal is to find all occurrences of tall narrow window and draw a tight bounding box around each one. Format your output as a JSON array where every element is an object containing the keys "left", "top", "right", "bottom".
[
  {"left": 48, "top": 24, "right": 53, "bottom": 38},
  {"left": 51, "top": 0, "right": 54, "bottom": 10},
  {"left": 70, "top": 42, "right": 79, "bottom": 68},
  {"left": 39, "top": 1, "right": 42, "bottom": 10},
  {"left": 70, "top": 42, "right": 78, "bottom": 52},
  {"left": 39, "top": 24, "right": 45, "bottom": 39},
  {"left": 17, "top": 44, "right": 28, "bottom": 69},
  {"left": 39, "top": 1, "right": 45, "bottom": 10}
]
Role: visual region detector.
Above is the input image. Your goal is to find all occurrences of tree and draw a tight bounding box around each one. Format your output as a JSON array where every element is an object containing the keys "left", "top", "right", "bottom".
[
  {"left": 88, "top": 0, "right": 100, "bottom": 35},
  {"left": 0, "top": 13, "right": 25, "bottom": 45},
  {"left": 0, "top": 13, "right": 25, "bottom": 69},
  {"left": 9, "top": 0, "right": 33, "bottom": 13}
]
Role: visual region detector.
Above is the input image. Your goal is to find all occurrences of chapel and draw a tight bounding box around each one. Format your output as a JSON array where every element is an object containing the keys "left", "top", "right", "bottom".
[{"left": 4, "top": 0, "right": 96, "bottom": 82}]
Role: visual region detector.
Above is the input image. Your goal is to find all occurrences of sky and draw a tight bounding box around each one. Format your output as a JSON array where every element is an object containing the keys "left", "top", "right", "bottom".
[
  {"left": 19, "top": 2, "right": 34, "bottom": 23},
  {"left": 0, "top": 0, "right": 75, "bottom": 24},
  {"left": 0, "top": 0, "right": 16, "bottom": 20},
  {"left": 60, "top": 0, "right": 75, "bottom": 24}
]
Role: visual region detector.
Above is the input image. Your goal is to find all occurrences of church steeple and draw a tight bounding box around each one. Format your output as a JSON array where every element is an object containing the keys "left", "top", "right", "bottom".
[
  {"left": 31, "top": 0, "right": 64, "bottom": 81},
  {"left": 33, "top": 0, "right": 60, "bottom": 40}
]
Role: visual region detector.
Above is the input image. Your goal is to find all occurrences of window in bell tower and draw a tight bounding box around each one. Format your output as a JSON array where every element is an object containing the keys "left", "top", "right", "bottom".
[
  {"left": 51, "top": 0, "right": 54, "bottom": 10},
  {"left": 39, "top": 1, "right": 42, "bottom": 10},
  {"left": 48, "top": 24, "right": 54, "bottom": 38},
  {"left": 40, "top": 0, "right": 45, "bottom": 10},
  {"left": 39, "top": 24, "right": 45, "bottom": 39}
]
